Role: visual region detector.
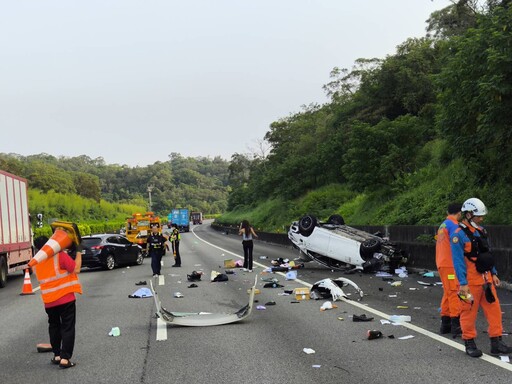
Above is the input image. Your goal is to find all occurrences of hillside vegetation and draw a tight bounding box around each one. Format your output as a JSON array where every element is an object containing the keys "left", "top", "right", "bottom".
[{"left": 219, "top": 2, "right": 512, "bottom": 230}]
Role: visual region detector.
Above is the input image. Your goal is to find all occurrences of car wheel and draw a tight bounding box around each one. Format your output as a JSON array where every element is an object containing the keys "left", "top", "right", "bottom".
[
  {"left": 104, "top": 255, "right": 116, "bottom": 270},
  {"left": 359, "top": 238, "right": 382, "bottom": 261},
  {"left": 135, "top": 251, "right": 144, "bottom": 265},
  {"left": 327, "top": 214, "right": 345, "bottom": 225},
  {"left": 0, "top": 255, "right": 7, "bottom": 288},
  {"left": 298, "top": 215, "right": 317, "bottom": 237}
]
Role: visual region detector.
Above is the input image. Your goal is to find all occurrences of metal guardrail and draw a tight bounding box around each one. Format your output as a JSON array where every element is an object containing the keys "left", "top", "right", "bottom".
[{"left": 210, "top": 222, "right": 512, "bottom": 282}]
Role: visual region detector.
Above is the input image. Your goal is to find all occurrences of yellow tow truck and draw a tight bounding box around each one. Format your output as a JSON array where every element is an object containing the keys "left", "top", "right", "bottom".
[{"left": 125, "top": 212, "right": 161, "bottom": 256}]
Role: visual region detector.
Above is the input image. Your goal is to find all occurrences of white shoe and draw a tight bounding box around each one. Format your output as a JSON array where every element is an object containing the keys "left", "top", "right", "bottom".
[
  {"left": 243, "top": 268, "right": 248, "bottom": 272},
  {"left": 248, "top": 270, "right": 253, "bottom": 273}
]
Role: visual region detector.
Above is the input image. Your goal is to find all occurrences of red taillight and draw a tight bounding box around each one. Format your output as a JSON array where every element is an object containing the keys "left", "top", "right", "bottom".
[{"left": 91, "top": 245, "right": 104, "bottom": 250}]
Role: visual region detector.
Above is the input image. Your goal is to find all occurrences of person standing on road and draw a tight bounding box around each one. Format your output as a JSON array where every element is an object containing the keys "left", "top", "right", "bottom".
[
  {"left": 435, "top": 202, "right": 462, "bottom": 336},
  {"left": 147, "top": 223, "right": 168, "bottom": 276},
  {"left": 170, "top": 224, "right": 181, "bottom": 267},
  {"left": 239, "top": 220, "right": 258, "bottom": 272},
  {"left": 30, "top": 231, "right": 83, "bottom": 369},
  {"left": 450, "top": 198, "right": 512, "bottom": 357}
]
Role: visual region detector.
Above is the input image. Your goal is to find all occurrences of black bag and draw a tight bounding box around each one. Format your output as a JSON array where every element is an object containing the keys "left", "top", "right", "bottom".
[
  {"left": 212, "top": 273, "right": 229, "bottom": 282},
  {"left": 484, "top": 282, "right": 496, "bottom": 303},
  {"left": 475, "top": 253, "right": 495, "bottom": 273}
]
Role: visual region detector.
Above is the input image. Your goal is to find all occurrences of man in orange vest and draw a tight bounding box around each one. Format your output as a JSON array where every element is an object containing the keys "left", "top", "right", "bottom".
[
  {"left": 33, "top": 233, "right": 83, "bottom": 368},
  {"left": 451, "top": 198, "right": 512, "bottom": 357},
  {"left": 435, "top": 202, "right": 462, "bottom": 336}
]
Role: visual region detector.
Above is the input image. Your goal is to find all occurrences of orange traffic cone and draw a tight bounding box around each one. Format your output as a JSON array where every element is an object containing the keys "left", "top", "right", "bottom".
[
  {"left": 28, "top": 229, "right": 72, "bottom": 268},
  {"left": 20, "top": 269, "right": 34, "bottom": 295}
]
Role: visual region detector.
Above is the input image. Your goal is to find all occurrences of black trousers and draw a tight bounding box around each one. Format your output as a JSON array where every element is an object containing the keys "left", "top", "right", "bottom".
[
  {"left": 150, "top": 251, "right": 163, "bottom": 275},
  {"left": 45, "top": 300, "right": 76, "bottom": 360},
  {"left": 174, "top": 241, "right": 181, "bottom": 266},
  {"left": 242, "top": 240, "right": 254, "bottom": 270}
]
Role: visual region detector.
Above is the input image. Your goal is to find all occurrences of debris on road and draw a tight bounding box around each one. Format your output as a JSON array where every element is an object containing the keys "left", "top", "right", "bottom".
[
  {"left": 367, "top": 330, "right": 383, "bottom": 340},
  {"left": 108, "top": 327, "right": 121, "bottom": 337},
  {"left": 353, "top": 314, "right": 374, "bottom": 322},
  {"left": 303, "top": 348, "right": 315, "bottom": 354},
  {"left": 129, "top": 288, "right": 153, "bottom": 298},
  {"left": 311, "top": 277, "right": 364, "bottom": 301},
  {"left": 389, "top": 315, "right": 411, "bottom": 323},
  {"left": 320, "top": 301, "right": 338, "bottom": 311}
]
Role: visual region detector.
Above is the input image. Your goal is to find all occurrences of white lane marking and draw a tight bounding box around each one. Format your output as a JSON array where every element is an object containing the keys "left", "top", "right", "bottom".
[
  {"left": 158, "top": 275, "right": 165, "bottom": 286},
  {"left": 192, "top": 227, "right": 512, "bottom": 372},
  {"left": 156, "top": 318, "right": 167, "bottom": 341}
]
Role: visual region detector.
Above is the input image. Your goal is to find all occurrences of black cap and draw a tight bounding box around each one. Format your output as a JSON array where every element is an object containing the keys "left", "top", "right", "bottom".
[{"left": 447, "top": 203, "right": 462, "bottom": 215}]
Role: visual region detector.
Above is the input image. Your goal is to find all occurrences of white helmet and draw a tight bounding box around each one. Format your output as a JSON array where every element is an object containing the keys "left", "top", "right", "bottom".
[{"left": 462, "top": 198, "right": 487, "bottom": 216}]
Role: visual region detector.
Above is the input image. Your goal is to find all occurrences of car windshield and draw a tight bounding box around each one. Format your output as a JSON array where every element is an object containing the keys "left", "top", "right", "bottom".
[{"left": 82, "top": 238, "right": 102, "bottom": 247}]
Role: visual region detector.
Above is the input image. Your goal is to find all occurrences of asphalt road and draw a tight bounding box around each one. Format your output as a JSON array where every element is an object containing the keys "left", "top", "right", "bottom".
[{"left": 1, "top": 220, "right": 512, "bottom": 384}]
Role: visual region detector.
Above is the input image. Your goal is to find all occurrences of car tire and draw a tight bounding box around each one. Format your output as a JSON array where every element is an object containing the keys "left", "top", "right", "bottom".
[
  {"left": 298, "top": 215, "right": 317, "bottom": 237},
  {"left": 104, "top": 255, "right": 116, "bottom": 270},
  {"left": 327, "top": 214, "right": 345, "bottom": 225},
  {"left": 0, "top": 255, "right": 7, "bottom": 288},
  {"left": 135, "top": 251, "right": 144, "bottom": 266},
  {"left": 359, "top": 238, "right": 382, "bottom": 261}
]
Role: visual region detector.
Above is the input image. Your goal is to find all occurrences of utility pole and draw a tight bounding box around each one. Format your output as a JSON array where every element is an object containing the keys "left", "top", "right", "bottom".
[{"left": 147, "top": 185, "right": 153, "bottom": 211}]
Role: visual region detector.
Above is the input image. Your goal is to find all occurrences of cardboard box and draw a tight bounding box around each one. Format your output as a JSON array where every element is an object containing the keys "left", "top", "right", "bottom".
[
  {"left": 224, "top": 259, "right": 236, "bottom": 268},
  {"left": 294, "top": 287, "right": 310, "bottom": 300}
]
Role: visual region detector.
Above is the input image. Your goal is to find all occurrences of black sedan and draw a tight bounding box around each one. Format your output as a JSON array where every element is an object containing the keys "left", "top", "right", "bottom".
[{"left": 81, "top": 234, "right": 144, "bottom": 270}]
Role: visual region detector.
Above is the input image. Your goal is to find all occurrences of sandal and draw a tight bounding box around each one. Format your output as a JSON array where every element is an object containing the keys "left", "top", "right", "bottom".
[
  {"left": 59, "top": 360, "right": 76, "bottom": 369},
  {"left": 51, "top": 357, "right": 61, "bottom": 365}
]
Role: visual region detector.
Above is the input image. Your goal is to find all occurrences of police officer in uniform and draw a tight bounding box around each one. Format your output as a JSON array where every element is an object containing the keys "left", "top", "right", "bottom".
[
  {"left": 147, "top": 223, "right": 168, "bottom": 276},
  {"left": 171, "top": 224, "right": 181, "bottom": 267}
]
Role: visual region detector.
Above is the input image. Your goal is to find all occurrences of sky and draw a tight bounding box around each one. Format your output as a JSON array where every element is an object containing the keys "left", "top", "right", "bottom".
[{"left": 0, "top": 0, "right": 452, "bottom": 167}]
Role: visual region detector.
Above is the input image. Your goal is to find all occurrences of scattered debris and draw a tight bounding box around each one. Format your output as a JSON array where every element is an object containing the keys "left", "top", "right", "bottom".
[
  {"left": 211, "top": 271, "right": 229, "bottom": 282},
  {"left": 389, "top": 315, "right": 411, "bottom": 323},
  {"left": 263, "top": 282, "right": 284, "bottom": 288},
  {"left": 129, "top": 288, "right": 153, "bottom": 298},
  {"left": 187, "top": 284, "right": 198, "bottom": 288},
  {"left": 396, "top": 305, "right": 409, "bottom": 309},
  {"left": 398, "top": 335, "right": 415, "bottom": 340},
  {"left": 312, "top": 365, "right": 321, "bottom": 368},
  {"left": 259, "top": 256, "right": 268, "bottom": 259},
  {"left": 422, "top": 271, "right": 435, "bottom": 277},
  {"left": 380, "top": 319, "right": 391, "bottom": 325},
  {"left": 390, "top": 281, "right": 402, "bottom": 287},
  {"left": 337, "top": 317, "right": 344, "bottom": 321},
  {"left": 108, "top": 327, "right": 121, "bottom": 337},
  {"left": 303, "top": 348, "right": 315, "bottom": 354},
  {"left": 149, "top": 277, "right": 257, "bottom": 327},
  {"left": 311, "top": 277, "right": 364, "bottom": 301},
  {"left": 417, "top": 281, "right": 434, "bottom": 286},
  {"left": 320, "top": 301, "right": 338, "bottom": 311},
  {"left": 173, "top": 292, "right": 184, "bottom": 298},
  {"left": 353, "top": 314, "right": 374, "bottom": 322},
  {"left": 256, "top": 305, "right": 266, "bottom": 310},
  {"left": 265, "top": 301, "right": 276, "bottom": 306},
  {"left": 367, "top": 330, "right": 383, "bottom": 340},
  {"left": 135, "top": 281, "right": 147, "bottom": 286},
  {"left": 294, "top": 287, "right": 311, "bottom": 300},
  {"left": 286, "top": 270, "right": 298, "bottom": 280},
  {"left": 187, "top": 271, "right": 203, "bottom": 281}
]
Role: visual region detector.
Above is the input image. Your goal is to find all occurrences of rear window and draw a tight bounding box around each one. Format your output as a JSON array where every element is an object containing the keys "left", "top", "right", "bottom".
[{"left": 82, "top": 238, "right": 102, "bottom": 247}]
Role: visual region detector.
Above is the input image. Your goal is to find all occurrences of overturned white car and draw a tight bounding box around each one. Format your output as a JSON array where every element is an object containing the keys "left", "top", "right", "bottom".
[{"left": 288, "top": 214, "right": 406, "bottom": 272}]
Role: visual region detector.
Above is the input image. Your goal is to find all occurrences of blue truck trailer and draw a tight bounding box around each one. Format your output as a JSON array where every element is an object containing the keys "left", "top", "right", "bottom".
[{"left": 167, "top": 208, "right": 190, "bottom": 232}]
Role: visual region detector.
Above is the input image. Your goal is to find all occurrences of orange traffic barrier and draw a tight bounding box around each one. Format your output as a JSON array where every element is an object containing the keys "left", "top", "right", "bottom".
[
  {"left": 28, "top": 229, "right": 72, "bottom": 268},
  {"left": 20, "top": 269, "right": 35, "bottom": 295}
]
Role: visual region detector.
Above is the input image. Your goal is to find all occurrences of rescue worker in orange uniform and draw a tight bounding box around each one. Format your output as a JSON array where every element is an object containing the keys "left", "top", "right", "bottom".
[
  {"left": 33, "top": 232, "right": 83, "bottom": 368},
  {"left": 450, "top": 198, "right": 512, "bottom": 357},
  {"left": 435, "top": 202, "right": 462, "bottom": 336}
]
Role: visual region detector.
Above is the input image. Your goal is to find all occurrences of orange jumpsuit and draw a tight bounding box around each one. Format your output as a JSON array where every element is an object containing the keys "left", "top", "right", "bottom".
[
  {"left": 450, "top": 222, "right": 501, "bottom": 339},
  {"left": 435, "top": 215, "right": 461, "bottom": 318}
]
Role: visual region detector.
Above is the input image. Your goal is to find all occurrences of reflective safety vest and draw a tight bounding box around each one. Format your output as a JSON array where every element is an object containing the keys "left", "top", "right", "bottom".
[
  {"left": 35, "top": 252, "right": 82, "bottom": 304},
  {"left": 172, "top": 229, "right": 181, "bottom": 242}
]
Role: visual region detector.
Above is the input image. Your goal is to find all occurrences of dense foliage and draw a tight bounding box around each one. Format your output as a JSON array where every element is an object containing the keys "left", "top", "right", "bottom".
[
  {"left": 224, "top": 1, "right": 512, "bottom": 228},
  {"left": 0, "top": 152, "right": 230, "bottom": 223}
]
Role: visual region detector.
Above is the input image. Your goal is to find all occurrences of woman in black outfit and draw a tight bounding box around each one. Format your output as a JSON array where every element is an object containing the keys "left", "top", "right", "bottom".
[{"left": 239, "top": 220, "right": 258, "bottom": 272}]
